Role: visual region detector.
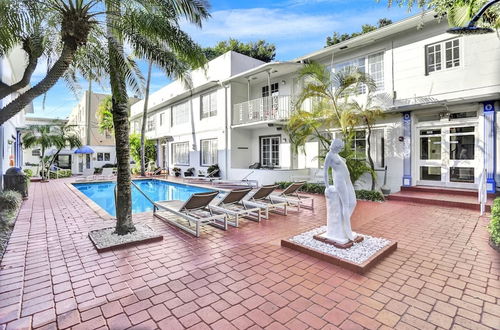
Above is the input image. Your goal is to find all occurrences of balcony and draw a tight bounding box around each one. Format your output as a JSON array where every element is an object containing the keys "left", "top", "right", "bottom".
[{"left": 232, "top": 95, "right": 295, "bottom": 126}]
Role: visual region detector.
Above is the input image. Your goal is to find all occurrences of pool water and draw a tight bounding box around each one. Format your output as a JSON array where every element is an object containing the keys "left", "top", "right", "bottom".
[{"left": 73, "top": 179, "right": 215, "bottom": 216}]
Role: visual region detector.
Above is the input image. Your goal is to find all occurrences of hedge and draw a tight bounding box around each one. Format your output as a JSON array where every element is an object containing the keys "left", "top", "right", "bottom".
[
  {"left": 275, "top": 181, "right": 384, "bottom": 202},
  {"left": 488, "top": 198, "right": 500, "bottom": 248},
  {"left": 49, "top": 169, "right": 72, "bottom": 179}
]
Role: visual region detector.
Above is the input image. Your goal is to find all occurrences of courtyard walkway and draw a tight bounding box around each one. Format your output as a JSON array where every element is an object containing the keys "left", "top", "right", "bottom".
[{"left": 0, "top": 179, "right": 498, "bottom": 330}]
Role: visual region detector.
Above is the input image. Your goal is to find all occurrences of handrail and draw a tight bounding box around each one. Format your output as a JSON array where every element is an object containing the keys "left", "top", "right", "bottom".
[
  {"left": 478, "top": 168, "right": 487, "bottom": 216},
  {"left": 131, "top": 181, "right": 157, "bottom": 211}
]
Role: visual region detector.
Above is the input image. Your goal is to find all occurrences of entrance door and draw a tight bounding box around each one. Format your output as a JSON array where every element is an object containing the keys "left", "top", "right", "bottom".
[{"left": 417, "top": 124, "right": 477, "bottom": 188}]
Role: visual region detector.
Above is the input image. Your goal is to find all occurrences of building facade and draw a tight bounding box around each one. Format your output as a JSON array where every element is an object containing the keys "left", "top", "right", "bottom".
[
  {"left": 131, "top": 11, "right": 500, "bottom": 193},
  {"left": 0, "top": 47, "right": 34, "bottom": 188}
]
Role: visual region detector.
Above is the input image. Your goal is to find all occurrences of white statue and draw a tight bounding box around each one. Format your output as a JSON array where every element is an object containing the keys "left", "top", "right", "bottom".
[{"left": 320, "top": 139, "right": 357, "bottom": 245}]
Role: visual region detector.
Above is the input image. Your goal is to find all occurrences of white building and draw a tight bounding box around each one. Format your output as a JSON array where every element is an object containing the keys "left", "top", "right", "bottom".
[
  {"left": 0, "top": 47, "right": 34, "bottom": 188},
  {"left": 131, "top": 11, "right": 500, "bottom": 193}
]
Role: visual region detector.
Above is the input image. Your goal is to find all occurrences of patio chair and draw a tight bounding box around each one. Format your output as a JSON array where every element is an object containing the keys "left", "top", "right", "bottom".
[
  {"left": 209, "top": 187, "right": 262, "bottom": 227},
  {"left": 184, "top": 169, "right": 218, "bottom": 184},
  {"left": 75, "top": 168, "right": 95, "bottom": 182},
  {"left": 97, "top": 167, "right": 115, "bottom": 180},
  {"left": 153, "top": 191, "right": 227, "bottom": 237},
  {"left": 243, "top": 184, "right": 287, "bottom": 219},
  {"left": 211, "top": 171, "right": 259, "bottom": 188},
  {"left": 270, "top": 181, "right": 314, "bottom": 211}
]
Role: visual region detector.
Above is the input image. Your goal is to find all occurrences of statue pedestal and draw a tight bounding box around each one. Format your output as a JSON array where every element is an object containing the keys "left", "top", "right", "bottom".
[{"left": 313, "top": 233, "right": 364, "bottom": 249}]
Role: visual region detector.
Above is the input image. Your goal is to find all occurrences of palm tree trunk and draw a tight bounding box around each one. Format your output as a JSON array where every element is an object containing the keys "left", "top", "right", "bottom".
[
  {"left": 40, "top": 146, "right": 45, "bottom": 181},
  {"left": 106, "top": 3, "right": 135, "bottom": 235},
  {"left": 140, "top": 61, "right": 153, "bottom": 177},
  {"left": 0, "top": 42, "right": 78, "bottom": 125},
  {"left": 46, "top": 148, "right": 62, "bottom": 180},
  {"left": 366, "top": 125, "right": 376, "bottom": 190}
]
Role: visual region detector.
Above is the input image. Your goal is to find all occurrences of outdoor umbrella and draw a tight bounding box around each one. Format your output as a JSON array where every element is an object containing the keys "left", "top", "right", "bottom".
[{"left": 74, "top": 145, "right": 95, "bottom": 154}]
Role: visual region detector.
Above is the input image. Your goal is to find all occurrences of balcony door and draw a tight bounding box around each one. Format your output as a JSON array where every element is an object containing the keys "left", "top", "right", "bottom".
[
  {"left": 262, "top": 83, "right": 279, "bottom": 119},
  {"left": 417, "top": 124, "right": 478, "bottom": 188}
]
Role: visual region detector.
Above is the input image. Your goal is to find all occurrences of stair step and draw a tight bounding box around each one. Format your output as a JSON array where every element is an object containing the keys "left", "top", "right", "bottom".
[
  {"left": 401, "top": 185, "right": 480, "bottom": 197},
  {"left": 388, "top": 190, "right": 493, "bottom": 212}
]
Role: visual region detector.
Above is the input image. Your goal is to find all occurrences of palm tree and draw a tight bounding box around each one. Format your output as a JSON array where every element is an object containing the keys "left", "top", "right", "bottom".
[
  {"left": 0, "top": 0, "right": 100, "bottom": 125},
  {"left": 22, "top": 125, "right": 57, "bottom": 180},
  {"left": 349, "top": 99, "right": 384, "bottom": 189},
  {"left": 45, "top": 125, "right": 82, "bottom": 175},
  {"left": 96, "top": 95, "right": 114, "bottom": 135},
  {"left": 104, "top": 0, "right": 209, "bottom": 235}
]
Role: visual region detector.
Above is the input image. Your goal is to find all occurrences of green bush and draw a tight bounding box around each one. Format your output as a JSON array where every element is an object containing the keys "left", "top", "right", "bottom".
[
  {"left": 275, "top": 181, "right": 384, "bottom": 201},
  {"left": 488, "top": 198, "right": 500, "bottom": 247},
  {"left": 0, "top": 190, "right": 22, "bottom": 213},
  {"left": 23, "top": 168, "right": 33, "bottom": 178},
  {"left": 49, "top": 169, "right": 72, "bottom": 179}
]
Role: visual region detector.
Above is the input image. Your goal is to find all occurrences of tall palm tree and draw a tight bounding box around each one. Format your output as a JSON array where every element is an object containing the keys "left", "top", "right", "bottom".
[
  {"left": 0, "top": 0, "right": 100, "bottom": 125},
  {"left": 45, "top": 125, "right": 82, "bottom": 175},
  {"left": 22, "top": 125, "right": 57, "bottom": 180},
  {"left": 103, "top": 0, "right": 209, "bottom": 235},
  {"left": 140, "top": 61, "right": 153, "bottom": 177}
]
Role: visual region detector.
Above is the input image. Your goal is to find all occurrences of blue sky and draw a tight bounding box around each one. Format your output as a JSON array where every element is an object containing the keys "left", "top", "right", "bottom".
[{"left": 30, "top": 0, "right": 415, "bottom": 119}]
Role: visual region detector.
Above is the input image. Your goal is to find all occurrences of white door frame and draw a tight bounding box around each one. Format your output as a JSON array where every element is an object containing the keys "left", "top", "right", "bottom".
[{"left": 415, "top": 119, "right": 479, "bottom": 189}]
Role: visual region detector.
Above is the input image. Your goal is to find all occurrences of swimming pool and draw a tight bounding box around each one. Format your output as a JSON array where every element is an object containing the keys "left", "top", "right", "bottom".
[{"left": 73, "top": 179, "right": 216, "bottom": 216}]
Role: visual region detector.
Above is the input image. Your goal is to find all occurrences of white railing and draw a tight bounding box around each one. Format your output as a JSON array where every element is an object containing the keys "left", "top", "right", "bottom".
[
  {"left": 233, "top": 95, "right": 295, "bottom": 125},
  {"left": 478, "top": 168, "right": 487, "bottom": 215}
]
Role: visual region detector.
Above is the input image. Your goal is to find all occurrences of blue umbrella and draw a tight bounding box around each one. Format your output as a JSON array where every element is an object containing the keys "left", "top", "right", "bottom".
[{"left": 74, "top": 145, "right": 95, "bottom": 154}]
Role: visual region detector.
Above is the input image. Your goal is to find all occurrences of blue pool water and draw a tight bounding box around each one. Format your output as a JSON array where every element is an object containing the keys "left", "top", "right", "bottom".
[{"left": 73, "top": 179, "right": 215, "bottom": 216}]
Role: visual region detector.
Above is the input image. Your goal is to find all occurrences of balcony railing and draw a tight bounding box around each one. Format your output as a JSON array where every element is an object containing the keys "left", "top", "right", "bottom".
[{"left": 233, "top": 95, "right": 295, "bottom": 125}]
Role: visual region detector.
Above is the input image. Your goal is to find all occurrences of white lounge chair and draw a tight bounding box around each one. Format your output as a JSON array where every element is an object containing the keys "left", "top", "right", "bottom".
[
  {"left": 211, "top": 171, "right": 259, "bottom": 188},
  {"left": 270, "top": 181, "right": 314, "bottom": 211},
  {"left": 243, "top": 184, "right": 287, "bottom": 219},
  {"left": 75, "top": 168, "right": 95, "bottom": 182},
  {"left": 97, "top": 167, "right": 115, "bottom": 180},
  {"left": 153, "top": 191, "right": 227, "bottom": 237},
  {"left": 209, "top": 187, "right": 262, "bottom": 227},
  {"left": 184, "top": 169, "right": 219, "bottom": 184}
]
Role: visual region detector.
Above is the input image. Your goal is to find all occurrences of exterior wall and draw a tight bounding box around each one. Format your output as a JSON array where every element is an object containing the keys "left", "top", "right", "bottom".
[
  {"left": 66, "top": 91, "right": 115, "bottom": 146},
  {"left": 0, "top": 47, "right": 32, "bottom": 188}
]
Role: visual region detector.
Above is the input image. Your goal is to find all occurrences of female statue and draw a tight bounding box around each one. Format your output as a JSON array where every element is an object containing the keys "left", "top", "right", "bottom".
[{"left": 321, "top": 139, "right": 357, "bottom": 244}]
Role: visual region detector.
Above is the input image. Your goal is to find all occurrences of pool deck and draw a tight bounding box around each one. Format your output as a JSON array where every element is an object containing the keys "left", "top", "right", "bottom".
[{"left": 0, "top": 177, "right": 499, "bottom": 329}]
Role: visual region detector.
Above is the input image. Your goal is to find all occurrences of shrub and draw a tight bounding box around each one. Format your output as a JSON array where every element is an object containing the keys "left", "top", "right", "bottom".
[
  {"left": 0, "top": 190, "right": 22, "bottom": 213},
  {"left": 207, "top": 164, "right": 220, "bottom": 177},
  {"left": 275, "top": 181, "right": 384, "bottom": 201},
  {"left": 488, "top": 198, "right": 500, "bottom": 247},
  {"left": 23, "top": 168, "right": 33, "bottom": 178},
  {"left": 49, "top": 169, "right": 72, "bottom": 179}
]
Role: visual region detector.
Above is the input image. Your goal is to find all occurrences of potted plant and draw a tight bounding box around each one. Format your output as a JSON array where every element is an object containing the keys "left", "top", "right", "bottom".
[
  {"left": 207, "top": 164, "right": 220, "bottom": 177},
  {"left": 173, "top": 167, "right": 181, "bottom": 177},
  {"left": 184, "top": 167, "right": 195, "bottom": 177}
]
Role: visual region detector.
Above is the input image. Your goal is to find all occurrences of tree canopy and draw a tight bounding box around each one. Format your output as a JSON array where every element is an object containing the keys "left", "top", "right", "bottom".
[
  {"left": 387, "top": 0, "right": 499, "bottom": 29},
  {"left": 326, "top": 18, "right": 393, "bottom": 47},
  {"left": 203, "top": 38, "right": 276, "bottom": 62}
]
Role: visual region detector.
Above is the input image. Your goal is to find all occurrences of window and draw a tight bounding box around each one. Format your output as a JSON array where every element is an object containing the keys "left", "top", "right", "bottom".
[
  {"left": 200, "top": 139, "right": 218, "bottom": 166},
  {"left": 370, "top": 129, "right": 385, "bottom": 168},
  {"left": 147, "top": 117, "right": 155, "bottom": 132},
  {"left": 97, "top": 152, "right": 111, "bottom": 161},
  {"left": 351, "top": 131, "right": 366, "bottom": 160},
  {"left": 159, "top": 112, "right": 164, "bottom": 126},
  {"left": 333, "top": 52, "right": 384, "bottom": 92},
  {"left": 172, "top": 142, "right": 189, "bottom": 165},
  {"left": 262, "top": 83, "right": 279, "bottom": 97},
  {"left": 171, "top": 101, "right": 189, "bottom": 126},
  {"left": 201, "top": 91, "right": 217, "bottom": 119},
  {"left": 260, "top": 135, "right": 280, "bottom": 167},
  {"left": 426, "top": 38, "right": 460, "bottom": 74}
]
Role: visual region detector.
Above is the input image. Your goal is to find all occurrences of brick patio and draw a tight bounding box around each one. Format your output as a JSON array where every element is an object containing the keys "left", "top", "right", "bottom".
[{"left": 0, "top": 179, "right": 499, "bottom": 330}]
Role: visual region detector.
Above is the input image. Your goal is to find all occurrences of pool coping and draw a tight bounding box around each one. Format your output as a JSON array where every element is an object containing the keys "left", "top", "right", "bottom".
[{"left": 67, "top": 177, "right": 230, "bottom": 221}]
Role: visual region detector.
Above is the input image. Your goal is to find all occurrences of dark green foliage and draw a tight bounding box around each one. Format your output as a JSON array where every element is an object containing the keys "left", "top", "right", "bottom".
[
  {"left": 275, "top": 181, "right": 384, "bottom": 201},
  {"left": 488, "top": 198, "right": 500, "bottom": 246},
  {"left": 0, "top": 190, "right": 22, "bottom": 213},
  {"left": 23, "top": 168, "right": 33, "bottom": 178},
  {"left": 203, "top": 39, "right": 276, "bottom": 62},
  {"left": 326, "top": 18, "right": 393, "bottom": 46}
]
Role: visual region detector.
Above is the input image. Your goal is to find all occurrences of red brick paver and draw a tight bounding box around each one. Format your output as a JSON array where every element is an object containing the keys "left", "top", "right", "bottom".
[{"left": 0, "top": 178, "right": 498, "bottom": 329}]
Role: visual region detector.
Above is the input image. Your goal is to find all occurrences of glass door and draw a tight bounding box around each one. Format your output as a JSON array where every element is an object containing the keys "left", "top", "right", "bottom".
[{"left": 417, "top": 125, "right": 477, "bottom": 187}]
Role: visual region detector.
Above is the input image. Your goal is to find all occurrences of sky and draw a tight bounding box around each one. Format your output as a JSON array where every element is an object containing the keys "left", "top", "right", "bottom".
[{"left": 29, "top": 0, "right": 415, "bottom": 120}]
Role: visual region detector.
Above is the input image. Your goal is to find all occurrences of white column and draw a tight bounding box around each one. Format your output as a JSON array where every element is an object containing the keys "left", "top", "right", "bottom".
[
  {"left": 402, "top": 111, "right": 412, "bottom": 186},
  {"left": 483, "top": 102, "right": 496, "bottom": 193}
]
